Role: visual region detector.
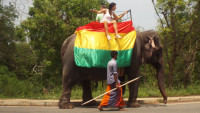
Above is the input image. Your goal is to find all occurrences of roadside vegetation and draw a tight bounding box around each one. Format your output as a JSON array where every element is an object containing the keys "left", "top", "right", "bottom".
[{"left": 0, "top": 0, "right": 200, "bottom": 99}]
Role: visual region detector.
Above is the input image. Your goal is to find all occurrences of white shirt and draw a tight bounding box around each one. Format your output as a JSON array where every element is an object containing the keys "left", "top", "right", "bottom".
[{"left": 101, "top": 9, "right": 113, "bottom": 23}]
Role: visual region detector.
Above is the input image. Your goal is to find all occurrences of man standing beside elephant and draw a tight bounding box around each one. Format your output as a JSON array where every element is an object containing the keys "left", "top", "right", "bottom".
[{"left": 98, "top": 51, "right": 126, "bottom": 111}]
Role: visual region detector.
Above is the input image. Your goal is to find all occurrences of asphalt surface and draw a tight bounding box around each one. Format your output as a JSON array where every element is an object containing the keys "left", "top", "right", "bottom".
[
  {"left": 0, "top": 101, "right": 200, "bottom": 113},
  {"left": 1, "top": 96, "right": 200, "bottom": 106}
]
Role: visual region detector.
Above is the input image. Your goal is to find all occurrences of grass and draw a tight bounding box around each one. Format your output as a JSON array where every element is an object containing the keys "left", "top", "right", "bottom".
[
  {"left": 0, "top": 82, "right": 200, "bottom": 100},
  {"left": 70, "top": 82, "right": 200, "bottom": 99}
]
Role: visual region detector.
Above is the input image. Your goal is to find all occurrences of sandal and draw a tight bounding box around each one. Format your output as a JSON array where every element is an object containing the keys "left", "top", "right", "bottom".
[
  {"left": 98, "top": 106, "right": 104, "bottom": 111},
  {"left": 119, "top": 107, "right": 126, "bottom": 111},
  {"left": 107, "top": 35, "right": 111, "bottom": 40}
]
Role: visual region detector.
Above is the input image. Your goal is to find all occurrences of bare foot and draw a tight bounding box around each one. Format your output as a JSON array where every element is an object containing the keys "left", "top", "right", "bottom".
[
  {"left": 98, "top": 106, "right": 103, "bottom": 111},
  {"left": 119, "top": 107, "right": 126, "bottom": 111}
]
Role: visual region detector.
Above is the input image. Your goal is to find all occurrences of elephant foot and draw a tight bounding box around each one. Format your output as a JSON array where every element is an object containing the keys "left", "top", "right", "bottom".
[
  {"left": 82, "top": 100, "right": 97, "bottom": 106},
  {"left": 58, "top": 101, "right": 74, "bottom": 109},
  {"left": 127, "top": 101, "right": 140, "bottom": 108},
  {"left": 163, "top": 97, "right": 167, "bottom": 105}
]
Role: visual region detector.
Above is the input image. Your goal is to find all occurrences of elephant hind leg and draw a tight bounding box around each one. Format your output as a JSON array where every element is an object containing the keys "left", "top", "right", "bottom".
[
  {"left": 82, "top": 80, "right": 97, "bottom": 106},
  {"left": 59, "top": 83, "right": 75, "bottom": 109},
  {"left": 59, "top": 68, "right": 77, "bottom": 109}
]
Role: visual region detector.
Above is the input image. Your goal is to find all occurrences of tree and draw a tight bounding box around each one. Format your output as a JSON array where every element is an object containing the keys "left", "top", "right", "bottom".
[
  {"left": 0, "top": 0, "right": 18, "bottom": 68},
  {"left": 17, "top": 0, "right": 108, "bottom": 87},
  {"left": 12, "top": 43, "right": 37, "bottom": 79},
  {"left": 152, "top": 0, "right": 200, "bottom": 88}
]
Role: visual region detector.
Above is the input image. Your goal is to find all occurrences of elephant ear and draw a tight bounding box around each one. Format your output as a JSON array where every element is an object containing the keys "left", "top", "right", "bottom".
[
  {"left": 152, "top": 34, "right": 163, "bottom": 55},
  {"left": 153, "top": 33, "right": 162, "bottom": 48},
  {"left": 154, "top": 46, "right": 163, "bottom": 57}
]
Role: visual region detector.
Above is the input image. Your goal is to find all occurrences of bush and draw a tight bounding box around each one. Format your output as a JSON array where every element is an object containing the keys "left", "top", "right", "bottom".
[{"left": 0, "top": 65, "right": 43, "bottom": 98}]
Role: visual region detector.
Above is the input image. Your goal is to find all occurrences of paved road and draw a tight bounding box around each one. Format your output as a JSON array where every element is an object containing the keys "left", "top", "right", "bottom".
[{"left": 0, "top": 101, "right": 200, "bottom": 113}]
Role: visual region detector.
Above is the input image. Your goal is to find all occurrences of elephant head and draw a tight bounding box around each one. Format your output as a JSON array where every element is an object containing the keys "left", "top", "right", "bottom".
[
  {"left": 142, "top": 31, "right": 161, "bottom": 61},
  {"left": 141, "top": 30, "right": 167, "bottom": 104}
]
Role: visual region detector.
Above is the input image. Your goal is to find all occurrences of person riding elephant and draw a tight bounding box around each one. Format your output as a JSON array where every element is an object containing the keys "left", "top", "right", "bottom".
[
  {"left": 90, "top": 2, "right": 128, "bottom": 40},
  {"left": 95, "top": 5, "right": 107, "bottom": 23},
  {"left": 58, "top": 30, "right": 167, "bottom": 109}
]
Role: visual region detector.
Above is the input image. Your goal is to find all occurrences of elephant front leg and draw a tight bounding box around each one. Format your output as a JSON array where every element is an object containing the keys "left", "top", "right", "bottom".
[
  {"left": 82, "top": 80, "right": 97, "bottom": 106},
  {"left": 127, "top": 76, "right": 140, "bottom": 107}
]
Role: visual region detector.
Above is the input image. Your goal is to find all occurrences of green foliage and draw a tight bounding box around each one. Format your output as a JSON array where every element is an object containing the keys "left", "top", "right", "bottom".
[
  {"left": 0, "top": 0, "right": 18, "bottom": 67},
  {"left": 1, "top": 0, "right": 199, "bottom": 99},
  {"left": 0, "top": 65, "right": 43, "bottom": 98},
  {"left": 12, "top": 43, "right": 37, "bottom": 79},
  {"left": 16, "top": 0, "right": 108, "bottom": 88},
  {"left": 154, "top": 0, "right": 200, "bottom": 88}
]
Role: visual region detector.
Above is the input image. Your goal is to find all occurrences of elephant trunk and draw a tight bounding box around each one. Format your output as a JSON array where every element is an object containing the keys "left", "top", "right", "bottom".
[{"left": 155, "top": 57, "right": 167, "bottom": 104}]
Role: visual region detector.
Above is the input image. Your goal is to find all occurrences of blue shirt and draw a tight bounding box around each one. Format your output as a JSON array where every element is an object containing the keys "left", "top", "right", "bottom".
[{"left": 107, "top": 59, "right": 120, "bottom": 84}]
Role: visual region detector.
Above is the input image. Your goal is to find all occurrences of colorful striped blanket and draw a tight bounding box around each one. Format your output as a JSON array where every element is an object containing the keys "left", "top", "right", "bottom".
[{"left": 74, "top": 21, "right": 136, "bottom": 68}]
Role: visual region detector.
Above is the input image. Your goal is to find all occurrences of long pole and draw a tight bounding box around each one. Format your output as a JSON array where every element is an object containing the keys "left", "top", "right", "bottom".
[{"left": 81, "top": 76, "right": 142, "bottom": 106}]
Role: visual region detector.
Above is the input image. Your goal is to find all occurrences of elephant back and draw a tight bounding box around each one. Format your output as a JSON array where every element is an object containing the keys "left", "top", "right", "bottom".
[{"left": 61, "top": 34, "right": 76, "bottom": 61}]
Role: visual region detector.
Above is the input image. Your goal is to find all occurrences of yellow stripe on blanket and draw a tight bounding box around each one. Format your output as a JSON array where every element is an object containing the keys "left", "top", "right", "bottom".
[{"left": 75, "top": 30, "right": 137, "bottom": 51}]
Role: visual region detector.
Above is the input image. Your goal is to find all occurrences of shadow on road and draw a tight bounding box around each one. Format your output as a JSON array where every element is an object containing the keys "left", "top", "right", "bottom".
[{"left": 71, "top": 100, "right": 167, "bottom": 109}]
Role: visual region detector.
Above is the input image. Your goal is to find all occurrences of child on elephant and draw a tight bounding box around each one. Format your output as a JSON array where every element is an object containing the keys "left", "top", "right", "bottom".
[
  {"left": 98, "top": 51, "right": 126, "bottom": 111},
  {"left": 90, "top": 2, "right": 128, "bottom": 40},
  {"left": 96, "top": 5, "right": 107, "bottom": 23}
]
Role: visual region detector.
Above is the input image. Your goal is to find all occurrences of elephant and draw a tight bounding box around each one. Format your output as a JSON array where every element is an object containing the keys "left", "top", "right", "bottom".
[{"left": 58, "top": 30, "right": 167, "bottom": 109}]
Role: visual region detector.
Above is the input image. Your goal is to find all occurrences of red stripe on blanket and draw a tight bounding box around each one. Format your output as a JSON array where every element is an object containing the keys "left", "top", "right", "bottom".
[{"left": 75, "top": 21, "right": 135, "bottom": 33}]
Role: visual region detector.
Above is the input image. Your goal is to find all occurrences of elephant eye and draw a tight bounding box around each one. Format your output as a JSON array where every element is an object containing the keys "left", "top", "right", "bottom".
[{"left": 144, "top": 38, "right": 149, "bottom": 43}]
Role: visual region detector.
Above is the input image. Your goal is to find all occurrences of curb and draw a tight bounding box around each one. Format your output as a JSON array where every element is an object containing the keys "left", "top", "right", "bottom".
[{"left": 0, "top": 96, "right": 200, "bottom": 106}]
